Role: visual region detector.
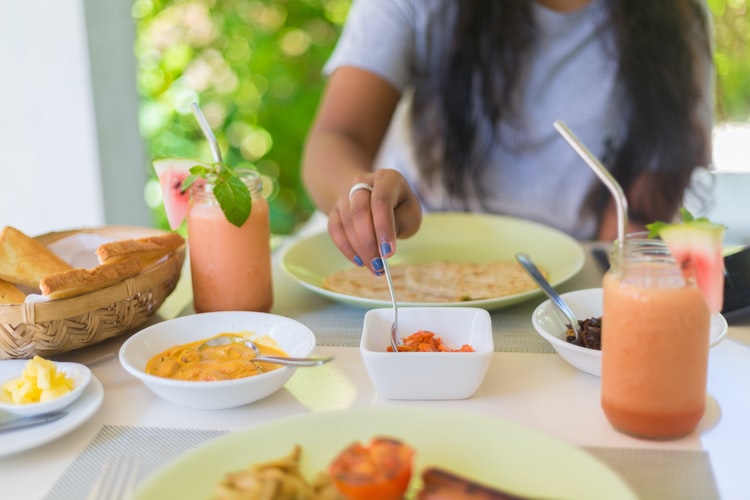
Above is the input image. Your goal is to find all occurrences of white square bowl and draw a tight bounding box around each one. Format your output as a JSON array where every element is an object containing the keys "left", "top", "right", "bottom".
[{"left": 360, "top": 307, "right": 493, "bottom": 400}]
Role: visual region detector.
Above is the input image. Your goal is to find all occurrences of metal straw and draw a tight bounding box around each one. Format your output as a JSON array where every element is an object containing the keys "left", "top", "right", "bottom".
[
  {"left": 191, "top": 102, "right": 223, "bottom": 163},
  {"left": 553, "top": 120, "right": 628, "bottom": 259}
]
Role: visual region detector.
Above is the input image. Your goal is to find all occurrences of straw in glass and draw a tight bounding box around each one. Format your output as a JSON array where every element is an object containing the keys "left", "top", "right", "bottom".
[
  {"left": 553, "top": 120, "right": 628, "bottom": 259},
  {"left": 191, "top": 102, "right": 223, "bottom": 164}
]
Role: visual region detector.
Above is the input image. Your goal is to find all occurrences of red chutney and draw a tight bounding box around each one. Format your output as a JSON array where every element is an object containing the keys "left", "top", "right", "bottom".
[{"left": 387, "top": 330, "right": 475, "bottom": 352}]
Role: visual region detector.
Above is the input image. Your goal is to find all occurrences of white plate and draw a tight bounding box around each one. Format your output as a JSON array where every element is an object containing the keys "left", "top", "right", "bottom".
[
  {"left": 0, "top": 360, "right": 103, "bottom": 457},
  {"left": 281, "top": 212, "right": 585, "bottom": 310},
  {"left": 135, "top": 407, "right": 636, "bottom": 500}
]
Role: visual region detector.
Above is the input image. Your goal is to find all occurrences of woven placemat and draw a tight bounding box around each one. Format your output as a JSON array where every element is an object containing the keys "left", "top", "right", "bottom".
[
  {"left": 586, "top": 446, "right": 719, "bottom": 500},
  {"left": 43, "top": 426, "right": 228, "bottom": 500},
  {"left": 45, "top": 425, "right": 718, "bottom": 500}
]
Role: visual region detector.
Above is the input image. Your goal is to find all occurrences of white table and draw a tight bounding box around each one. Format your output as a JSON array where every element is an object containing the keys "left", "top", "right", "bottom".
[{"left": 2, "top": 225, "right": 750, "bottom": 500}]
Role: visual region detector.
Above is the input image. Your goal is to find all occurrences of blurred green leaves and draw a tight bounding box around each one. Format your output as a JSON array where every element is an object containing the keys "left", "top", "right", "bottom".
[
  {"left": 709, "top": 0, "right": 750, "bottom": 121},
  {"left": 134, "top": 0, "right": 350, "bottom": 234},
  {"left": 135, "top": 0, "right": 748, "bottom": 234}
]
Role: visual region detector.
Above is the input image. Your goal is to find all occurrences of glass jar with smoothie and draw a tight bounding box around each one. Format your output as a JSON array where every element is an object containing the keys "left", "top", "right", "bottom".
[
  {"left": 187, "top": 169, "right": 273, "bottom": 313},
  {"left": 601, "top": 234, "right": 710, "bottom": 440}
]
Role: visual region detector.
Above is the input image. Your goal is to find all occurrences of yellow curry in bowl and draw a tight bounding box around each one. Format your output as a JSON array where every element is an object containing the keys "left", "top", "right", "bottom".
[{"left": 146, "top": 333, "right": 288, "bottom": 382}]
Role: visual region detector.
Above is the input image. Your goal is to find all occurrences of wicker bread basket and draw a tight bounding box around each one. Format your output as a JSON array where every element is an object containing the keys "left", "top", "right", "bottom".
[{"left": 0, "top": 225, "right": 186, "bottom": 359}]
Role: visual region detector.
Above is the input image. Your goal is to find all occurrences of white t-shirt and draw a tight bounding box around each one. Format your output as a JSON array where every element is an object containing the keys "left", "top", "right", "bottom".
[{"left": 324, "top": 0, "right": 643, "bottom": 239}]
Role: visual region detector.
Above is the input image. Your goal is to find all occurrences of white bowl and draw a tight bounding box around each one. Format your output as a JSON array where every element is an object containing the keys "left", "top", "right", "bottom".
[
  {"left": 360, "top": 307, "right": 493, "bottom": 400},
  {"left": 531, "top": 288, "right": 729, "bottom": 377},
  {"left": 0, "top": 362, "right": 91, "bottom": 417},
  {"left": 119, "top": 311, "right": 317, "bottom": 410}
]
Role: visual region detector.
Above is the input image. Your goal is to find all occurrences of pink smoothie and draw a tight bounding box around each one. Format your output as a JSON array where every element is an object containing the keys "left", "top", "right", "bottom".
[
  {"left": 601, "top": 268, "right": 710, "bottom": 439},
  {"left": 188, "top": 196, "right": 273, "bottom": 313}
]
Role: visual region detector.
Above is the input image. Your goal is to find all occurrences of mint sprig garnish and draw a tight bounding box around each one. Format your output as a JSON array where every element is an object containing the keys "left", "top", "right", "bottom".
[
  {"left": 182, "top": 162, "right": 252, "bottom": 228},
  {"left": 646, "top": 208, "right": 723, "bottom": 238}
]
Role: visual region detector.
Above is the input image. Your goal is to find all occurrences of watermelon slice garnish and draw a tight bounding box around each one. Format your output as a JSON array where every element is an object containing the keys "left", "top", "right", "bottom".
[
  {"left": 153, "top": 158, "right": 209, "bottom": 230},
  {"left": 647, "top": 208, "right": 726, "bottom": 313}
]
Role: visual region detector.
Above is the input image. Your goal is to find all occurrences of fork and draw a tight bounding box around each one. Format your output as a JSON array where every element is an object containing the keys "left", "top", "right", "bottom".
[
  {"left": 87, "top": 455, "right": 140, "bottom": 500},
  {"left": 381, "top": 255, "right": 401, "bottom": 352}
]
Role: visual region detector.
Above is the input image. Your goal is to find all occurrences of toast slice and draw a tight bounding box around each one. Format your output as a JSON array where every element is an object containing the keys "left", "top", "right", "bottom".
[
  {"left": 39, "top": 257, "right": 143, "bottom": 300},
  {"left": 0, "top": 226, "right": 73, "bottom": 289},
  {"left": 96, "top": 232, "right": 185, "bottom": 268},
  {"left": 0, "top": 279, "right": 26, "bottom": 305}
]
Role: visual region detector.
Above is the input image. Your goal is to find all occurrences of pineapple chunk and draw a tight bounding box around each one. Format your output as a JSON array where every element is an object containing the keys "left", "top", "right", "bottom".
[{"left": 1, "top": 356, "right": 74, "bottom": 405}]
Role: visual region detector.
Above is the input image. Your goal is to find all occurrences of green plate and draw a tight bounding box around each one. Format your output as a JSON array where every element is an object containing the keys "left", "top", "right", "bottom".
[
  {"left": 281, "top": 212, "right": 585, "bottom": 310},
  {"left": 134, "top": 407, "right": 636, "bottom": 500}
]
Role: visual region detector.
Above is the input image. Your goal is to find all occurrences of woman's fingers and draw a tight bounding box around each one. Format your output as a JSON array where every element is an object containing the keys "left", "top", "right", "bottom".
[
  {"left": 347, "top": 181, "right": 381, "bottom": 273},
  {"left": 328, "top": 170, "right": 421, "bottom": 274},
  {"left": 327, "top": 182, "right": 380, "bottom": 274}
]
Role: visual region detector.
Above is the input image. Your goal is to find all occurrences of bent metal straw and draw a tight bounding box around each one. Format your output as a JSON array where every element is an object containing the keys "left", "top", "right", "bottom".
[{"left": 553, "top": 120, "right": 628, "bottom": 260}]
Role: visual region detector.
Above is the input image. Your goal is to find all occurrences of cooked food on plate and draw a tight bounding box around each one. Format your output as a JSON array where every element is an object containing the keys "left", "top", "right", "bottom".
[
  {"left": 323, "top": 260, "right": 544, "bottom": 302},
  {"left": 214, "top": 444, "right": 342, "bottom": 500},
  {"left": 215, "top": 438, "right": 528, "bottom": 500},
  {"left": 146, "top": 333, "right": 288, "bottom": 381},
  {"left": 328, "top": 437, "right": 414, "bottom": 500},
  {"left": 418, "top": 467, "right": 529, "bottom": 500}
]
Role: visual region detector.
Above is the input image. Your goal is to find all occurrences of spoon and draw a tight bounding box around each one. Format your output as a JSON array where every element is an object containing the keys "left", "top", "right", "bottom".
[
  {"left": 515, "top": 252, "right": 581, "bottom": 341},
  {"left": 199, "top": 335, "right": 333, "bottom": 367},
  {"left": 381, "top": 255, "right": 401, "bottom": 352}
]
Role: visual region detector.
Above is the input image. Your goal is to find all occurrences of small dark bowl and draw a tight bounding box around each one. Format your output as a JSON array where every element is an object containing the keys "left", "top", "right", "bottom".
[{"left": 723, "top": 246, "right": 750, "bottom": 319}]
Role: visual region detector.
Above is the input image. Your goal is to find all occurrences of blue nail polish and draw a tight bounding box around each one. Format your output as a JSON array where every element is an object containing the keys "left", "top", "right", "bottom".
[
  {"left": 375, "top": 271, "right": 384, "bottom": 276},
  {"left": 380, "top": 242, "right": 392, "bottom": 256},
  {"left": 353, "top": 255, "right": 364, "bottom": 266},
  {"left": 372, "top": 258, "right": 384, "bottom": 271}
]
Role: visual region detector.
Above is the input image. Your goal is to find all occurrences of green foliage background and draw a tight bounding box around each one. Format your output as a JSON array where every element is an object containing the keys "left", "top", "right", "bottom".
[
  {"left": 135, "top": 0, "right": 750, "bottom": 235},
  {"left": 134, "top": 0, "right": 350, "bottom": 235},
  {"left": 709, "top": 0, "right": 750, "bottom": 121}
]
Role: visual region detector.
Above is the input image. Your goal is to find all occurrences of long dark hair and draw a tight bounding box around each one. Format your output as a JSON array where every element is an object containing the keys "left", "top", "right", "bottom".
[{"left": 410, "top": 0, "right": 712, "bottom": 224}]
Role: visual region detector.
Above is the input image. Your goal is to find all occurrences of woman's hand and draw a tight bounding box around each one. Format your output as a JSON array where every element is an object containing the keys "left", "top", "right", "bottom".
[
  {"left": 301, "top": 67, "right": 415, "bottom": 270},
  {"left": 327, "top": 169, "right": 422, "bottom": 274}
]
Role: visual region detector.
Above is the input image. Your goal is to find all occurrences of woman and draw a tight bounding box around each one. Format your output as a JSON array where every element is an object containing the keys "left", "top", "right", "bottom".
[{"left": 302, "top": 0, "right": 714, "bottom": 275}]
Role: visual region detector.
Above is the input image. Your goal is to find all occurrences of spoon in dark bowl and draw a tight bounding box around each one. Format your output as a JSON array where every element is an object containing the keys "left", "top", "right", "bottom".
[
  {"left": 516, "top": 252, "right": 581, "bottom": 342},
  {"left": 199, "top": 335, "right": 333, "bottom": 367}
]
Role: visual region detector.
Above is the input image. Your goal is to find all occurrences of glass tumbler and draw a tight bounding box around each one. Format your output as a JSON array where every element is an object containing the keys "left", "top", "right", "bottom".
[
  {"left": 601, "top": 234, "right": 710, "bottom": 439},
  {"left": 187, "top": 169, "right": 273, "bottom": 313}
]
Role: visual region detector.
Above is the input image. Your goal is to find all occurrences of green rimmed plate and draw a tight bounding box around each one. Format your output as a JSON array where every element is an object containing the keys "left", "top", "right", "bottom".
[
  {"left": 281, "top": 212, "right": 585, "bottom": 310},
  {"left": 134, "top": 406, "right": 636, "bottom": 500}
]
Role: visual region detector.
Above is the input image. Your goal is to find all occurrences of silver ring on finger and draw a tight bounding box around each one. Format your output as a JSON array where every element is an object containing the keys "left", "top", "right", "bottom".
[{"left": 348, "top": 182, "right": 373, "bottom": 202}]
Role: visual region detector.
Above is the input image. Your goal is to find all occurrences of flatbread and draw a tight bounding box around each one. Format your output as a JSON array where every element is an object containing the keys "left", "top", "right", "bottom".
[
  {"left": 323, "top": 260, "right": 543, "bottom": 303},
  {"left": 405, "top": 261, "right": 540, "bottom": 300},
  {"left": 322, "top": 265, "right": 445, "bottom": 302}
]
